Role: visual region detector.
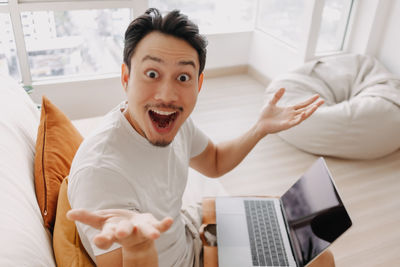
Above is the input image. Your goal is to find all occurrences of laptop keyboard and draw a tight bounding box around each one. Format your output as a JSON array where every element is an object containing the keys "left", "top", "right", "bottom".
[{"left": 244, "top": 200, "right": 289, "bottom": 267}]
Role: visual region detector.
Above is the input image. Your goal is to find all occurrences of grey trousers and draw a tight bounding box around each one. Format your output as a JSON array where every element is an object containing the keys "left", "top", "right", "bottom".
[{"left": 181, "top": 203, "right": 203, "bottom": 267}]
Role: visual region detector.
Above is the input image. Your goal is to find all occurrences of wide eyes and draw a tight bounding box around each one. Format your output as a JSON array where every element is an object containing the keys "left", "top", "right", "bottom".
[
  {"left": 145, "top": 70, "right": 159, "bottom": 79},
  {"left": 145, "top": 70, "right": 191, "bottom": 82},
  {"left": 177, "top": 74, "right": 190, "bottom": 82}
]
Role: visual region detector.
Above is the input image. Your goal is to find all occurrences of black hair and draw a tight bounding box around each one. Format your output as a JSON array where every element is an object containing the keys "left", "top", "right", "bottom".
[{"left": 123, "top": 8, "right": 207, "bottom": 75}]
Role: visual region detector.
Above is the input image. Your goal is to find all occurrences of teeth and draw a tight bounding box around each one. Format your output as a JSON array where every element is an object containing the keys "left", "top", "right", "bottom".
[{"left": 150, "top": 109, "right": 176, "bottom": 116}]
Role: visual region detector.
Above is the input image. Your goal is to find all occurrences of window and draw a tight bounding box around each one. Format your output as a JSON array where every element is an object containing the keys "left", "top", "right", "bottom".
[
  {"left": 21, "top": 8, "right": 131, "bottom": 81},
  {"left": 257, "top": 0, "right": 353, "bottom": 56},
  {"left": 257, "top": 0, "right": 307, "bottom": 48},
  {"left": 149, "top": 0, "right": 257, "bottom": 34},
  {"left": 1, "top": 0, "right": 356, "bottom": 87},
  {"left": 315, "top": 0, "right": 354, "bottom": 54},
  {"left": 0, "top": 13, "right": 21, "bottom": 80}
]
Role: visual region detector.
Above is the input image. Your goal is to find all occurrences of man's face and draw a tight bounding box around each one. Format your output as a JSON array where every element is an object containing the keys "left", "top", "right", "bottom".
[{"left": 121, "top": 31, "right": 203, "bottom": 147}]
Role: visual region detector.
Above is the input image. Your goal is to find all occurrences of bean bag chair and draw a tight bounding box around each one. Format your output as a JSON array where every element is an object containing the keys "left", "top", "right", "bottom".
[{"left": 265, "top": 53, "right": 400, "bottom": 159}]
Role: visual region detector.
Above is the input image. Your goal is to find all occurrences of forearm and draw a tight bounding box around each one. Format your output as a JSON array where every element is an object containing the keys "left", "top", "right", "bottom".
[
  {"left": 192, "top": 123, "right": 265, "bottom": 178},
  {"left": 122, "top": 241, "right": 158, "bottom": 267},
  {"left": 214, "top": 124, "right": 265, "bottom": 176},
  {"left": 190, "top": 122, "right": 269, "bottom": 178}
]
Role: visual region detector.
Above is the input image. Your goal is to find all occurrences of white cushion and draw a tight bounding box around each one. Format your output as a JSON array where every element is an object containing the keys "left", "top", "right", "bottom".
[
  {"left": 0, "top": 75, "right": 56, "bottom": 266},
  {"left": 265, "top": 54, "right": 400, "bottom": 159}
]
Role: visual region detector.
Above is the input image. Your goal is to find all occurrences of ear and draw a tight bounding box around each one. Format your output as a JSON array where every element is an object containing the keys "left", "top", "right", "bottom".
[
  {"left": 121, "top": 63, "right": 129, "bottom": 93},
  {"left": 198, "top": 73, "right": 204, "bottom": 93}
]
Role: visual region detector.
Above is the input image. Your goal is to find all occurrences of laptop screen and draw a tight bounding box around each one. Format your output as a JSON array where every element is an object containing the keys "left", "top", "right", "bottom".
[{"left": 281, "top": 158, "right": 352, "bottom": 266}]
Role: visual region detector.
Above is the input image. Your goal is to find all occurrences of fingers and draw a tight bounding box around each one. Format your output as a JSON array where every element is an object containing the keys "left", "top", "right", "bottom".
[
  {"left": 94, "top": 224, "right": 118, "bottom": 250},
  {"left": 115, "top": 220, "right": 134, "bottom": 239},
  {"left": 69, "top": 209, "right": 174, "bottom": 250},
  {"left": 67, "top": 209, "right": 107, "bottom": 230},
  {"left": 306, "top": 99, "right": 324, "bottom": 116},
  {"left": 133, "top": 216, "right": 174, "bottom": 240},
  {"left": 94, "top": 215, "right": 174, "bottom": 250},
  {"left": 295, "top": 98, "right": 324, "bottom": 113},
  {"left": 269, "top": 88, "right": 285, "bottom": 105},
  {"left": 158, "top": 217, "right": 174, "bottom": 232},
  {"left": 293, "top": 99, "right": 324, "bottom": 125},
  {"left": 293, "top": 94, "right": 321, "bottom": 110},
  {"left": 136, "top": 222, "right": 162, "bottom": 240}
]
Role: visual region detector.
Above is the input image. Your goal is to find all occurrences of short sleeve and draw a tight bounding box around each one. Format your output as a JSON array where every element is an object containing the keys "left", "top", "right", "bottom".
[
  {"left": 68, "top": 166, "right": 140, "bottom": 259},
  {"left": 186, "top": 118, "right": 209, "bottom": 158}
]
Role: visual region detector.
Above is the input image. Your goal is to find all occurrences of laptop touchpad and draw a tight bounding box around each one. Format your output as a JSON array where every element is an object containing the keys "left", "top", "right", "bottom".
[{"left": 217, "top": 214, "right": 249, "bottom": 247}]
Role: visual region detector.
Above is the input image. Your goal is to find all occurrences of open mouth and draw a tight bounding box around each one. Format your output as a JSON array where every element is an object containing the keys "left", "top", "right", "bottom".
[{"left": 148, "top": 109, "right": 179, "bottom": 131}]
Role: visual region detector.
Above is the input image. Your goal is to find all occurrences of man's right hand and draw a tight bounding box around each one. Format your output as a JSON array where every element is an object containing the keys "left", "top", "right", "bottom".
[{"left": 67, "top": 208, "right": 173, "bottom": 265}]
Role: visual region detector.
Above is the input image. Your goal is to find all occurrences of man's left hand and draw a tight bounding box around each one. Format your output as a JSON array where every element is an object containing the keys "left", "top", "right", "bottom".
[{"left": 256, "top": 88, "right": 324, "bottom": 135}]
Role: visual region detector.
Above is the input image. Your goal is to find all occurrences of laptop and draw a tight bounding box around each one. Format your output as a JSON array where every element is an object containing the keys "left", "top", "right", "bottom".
[{"left": 215, "top": 157, "right": 352, "bottom": 267}]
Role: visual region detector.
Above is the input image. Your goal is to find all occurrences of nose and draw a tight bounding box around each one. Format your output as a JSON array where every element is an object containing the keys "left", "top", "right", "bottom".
[{"left": 154, "top": 79, "right": 178, "bottom": 103}]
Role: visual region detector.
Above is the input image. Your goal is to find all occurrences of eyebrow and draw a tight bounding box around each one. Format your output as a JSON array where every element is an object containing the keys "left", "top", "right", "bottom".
[
  {"left": 142, "top": 55, "right": 196, "bottom": 69},
  {"left": 178, "top": 60, "right": 196, "bottom": 69},
  {"left": 142, "top": 55, "right": 163, "bottom": 63}
]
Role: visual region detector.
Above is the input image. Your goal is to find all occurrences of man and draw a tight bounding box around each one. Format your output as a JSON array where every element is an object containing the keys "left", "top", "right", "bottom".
[{"left": 67, "top": 8, "right": 329, "bottom": 267}]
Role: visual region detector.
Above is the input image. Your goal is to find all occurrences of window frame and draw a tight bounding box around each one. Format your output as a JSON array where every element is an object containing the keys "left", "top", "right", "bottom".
[
  {"left": 255, "top": 0, "right": 356, "bottom": 62},
  {"left": 314, "top": 0, "right": 355, "bottom": 54},
  {"left": 1, "top": 0, "right": 147, "bottom": 86}
]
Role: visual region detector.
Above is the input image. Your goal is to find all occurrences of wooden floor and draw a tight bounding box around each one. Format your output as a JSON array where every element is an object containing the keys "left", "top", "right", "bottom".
[{"left": 73, "top": 74, "right": 400, "bottom": 267}]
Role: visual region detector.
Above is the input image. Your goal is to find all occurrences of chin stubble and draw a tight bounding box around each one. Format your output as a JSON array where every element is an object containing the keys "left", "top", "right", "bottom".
[{"left": 149, "top": 140, "right": 171, "bottom": 147}]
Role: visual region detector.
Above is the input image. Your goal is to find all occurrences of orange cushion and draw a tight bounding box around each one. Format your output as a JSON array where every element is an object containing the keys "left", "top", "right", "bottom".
[
  {"left": 53, "top": 178, "right": 95, "bottom": 267},
  {"left": 34, "top": 96, "right": 83, "bottom": 232}
]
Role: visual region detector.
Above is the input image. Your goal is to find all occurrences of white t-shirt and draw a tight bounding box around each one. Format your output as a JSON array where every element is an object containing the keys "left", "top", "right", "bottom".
[{"left": 68, "top": 102, "right": 209, "bottom": 266}]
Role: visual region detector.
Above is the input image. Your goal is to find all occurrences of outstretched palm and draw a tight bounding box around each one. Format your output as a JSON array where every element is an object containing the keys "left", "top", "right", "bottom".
[
  {"left": 257, "top": 88, "right": 324, "bottom": 135},
  {"left": 67, "top": 209, "right": 173, "bottom": 250}
]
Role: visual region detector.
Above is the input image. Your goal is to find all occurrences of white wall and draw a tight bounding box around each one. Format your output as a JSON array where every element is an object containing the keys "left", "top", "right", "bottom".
[
  {"left": 375, "top": 0, "right": 400, "bottom": 75},
  {"left": 30, "top": 75, "right": 124, "bottom": 119},
  {"left": 346, "top": 0, "right": 399, "bottom": 75},
  {"left": 248, "top": 30, "right": 302, "bottom": 81},
  {"left": 206, "top": 31, "right": 252, "bottom": 70},
  {"left": 30, "top": 31, "right": 252, "bottom": 119},
  {"left": 345, "top": 0, "right": 381, "bottom": 55}
]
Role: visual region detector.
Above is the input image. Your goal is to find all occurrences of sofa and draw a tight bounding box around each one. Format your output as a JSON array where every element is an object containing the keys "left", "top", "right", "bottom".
[
  {"left": 0, "top": 74, "right": 96, "bottom": 266},
  {"left": 0, "top": 74, "right": 56, "bottom": 265}
]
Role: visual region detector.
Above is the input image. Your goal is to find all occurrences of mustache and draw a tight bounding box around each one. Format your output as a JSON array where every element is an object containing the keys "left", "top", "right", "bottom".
[{"left": 145, "top": 103, "right": 183, "bottom": 112}]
